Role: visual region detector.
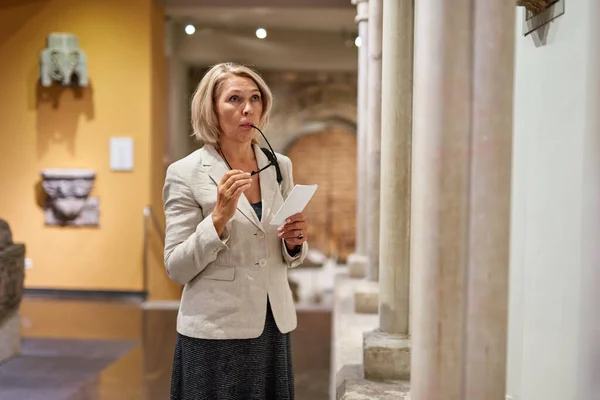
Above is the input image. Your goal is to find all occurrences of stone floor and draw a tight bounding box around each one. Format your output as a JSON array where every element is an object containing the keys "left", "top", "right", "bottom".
[
  {"left": 331, "top": 271, "right": 410, "bottom": 400},
  {"left": 0, "top": 295, "right": 331, "bottom": 400}
]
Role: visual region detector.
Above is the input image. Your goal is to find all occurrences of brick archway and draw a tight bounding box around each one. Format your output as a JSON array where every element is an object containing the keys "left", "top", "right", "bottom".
[{"left": 285, "top": 125, "right": 357, "bottom": 261}]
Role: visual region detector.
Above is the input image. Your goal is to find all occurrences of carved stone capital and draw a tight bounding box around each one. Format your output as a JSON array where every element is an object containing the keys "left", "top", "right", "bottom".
[
  {"left": 353, "top": 0, "right": 369, "bottom": 24},
  {"left": 40, "top": 169, "right": 99, "bottom": 226},
  {"left": 40, "top": 33, "right": 89, "bottom": 87}
]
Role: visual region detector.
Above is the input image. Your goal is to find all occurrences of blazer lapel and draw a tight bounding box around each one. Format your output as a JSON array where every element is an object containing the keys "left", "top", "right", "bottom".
[
  {"left": 204, "top": 145, "right": 264, "bottom": 232},
  {"left": 254, "top": 145, "right": 280, "bottom": 228}
]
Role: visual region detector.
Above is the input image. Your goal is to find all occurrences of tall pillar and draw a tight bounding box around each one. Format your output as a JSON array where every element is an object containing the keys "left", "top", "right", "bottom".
[
  {"left": 365, "top": 0, "right": 382, "bottom": 282},
  {"left": 347, "top": 0, "right": 369, "bottom": 279},
  {"left": 410, "top": 1, "right": 514, "bottom": 399},
  {"left": 362, "top": 0, "right": 413, "bottom": 382},
  {"left": 353, "top": 0, "right": 382, "bottom": 314}
]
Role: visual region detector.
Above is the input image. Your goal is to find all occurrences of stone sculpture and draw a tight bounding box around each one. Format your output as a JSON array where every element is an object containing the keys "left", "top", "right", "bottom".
[
  {"left": 41, "top": 169, "right": 99, "bottom": 226},
  {"left": 516, "top": 0, "right": 553, "bottom": 13},
  {"left": 517, "top": 0, "right": 564, "bottom": 45},
  {"left": 40, "top": 33, "right": 89, "bottom": 87},
  {"left": 0, "top": 220, "right": 25, "bottom": 363}
]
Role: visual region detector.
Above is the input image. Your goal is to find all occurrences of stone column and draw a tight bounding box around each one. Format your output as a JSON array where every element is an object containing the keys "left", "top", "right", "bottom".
[
  {"left": 347, "top": 0, "right": 369, "bottom": 279},
  {"left": 353, "top": 0, "right": 382, "bottom": 314},
  {"left": 410, "top": 1, "right": 514, "bottom": 399},
  {"left": 365, "top": 0, "right": 382, "bottom": 283},
  {"left": 362, "top": 0, "right": 413, "bottom": 381}
]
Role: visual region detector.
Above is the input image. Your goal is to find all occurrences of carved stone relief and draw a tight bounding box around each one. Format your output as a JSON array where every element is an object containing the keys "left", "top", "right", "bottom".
[
  {"left": 0, "top": 220, "right": 25, "bottom": 321},
  {"left": 518, "top": 0, "right": 565, "bottom": 45},
  {"left": 0, "top": 220, "right": 25, "bottom": 363},
  {"left": 40, "top": 33, "right": 89, "bottom": 87},
  {"left": 41, "top": 169, "right": 99, "bottom": 226},
  {"left": 517, "top": 0, "right": 554, "bottom": 14}
]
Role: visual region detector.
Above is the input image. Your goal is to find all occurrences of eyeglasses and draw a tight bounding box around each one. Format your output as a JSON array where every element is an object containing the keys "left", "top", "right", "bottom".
[{"left": 217, "top": 125, "right": 280, "bottom": 178}]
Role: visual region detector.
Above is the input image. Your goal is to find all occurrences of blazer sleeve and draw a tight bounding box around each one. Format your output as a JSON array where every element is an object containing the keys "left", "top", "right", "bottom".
[
  {"left": 162, "top": 164, "right": 230, "bottom": 285},
  {"left": 279, "top": 156, "right": 309, "bottom": 268}
]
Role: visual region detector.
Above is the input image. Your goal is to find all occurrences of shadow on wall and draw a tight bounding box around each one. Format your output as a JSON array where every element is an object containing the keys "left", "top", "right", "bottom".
[{"left": 35, "top": 80, "right": 95, "bottom": 159}]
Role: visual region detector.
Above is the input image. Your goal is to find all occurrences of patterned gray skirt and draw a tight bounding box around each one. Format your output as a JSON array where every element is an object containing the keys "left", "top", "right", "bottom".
[{"left": 170, "top": 300, "right": 294, "bottom": 400}]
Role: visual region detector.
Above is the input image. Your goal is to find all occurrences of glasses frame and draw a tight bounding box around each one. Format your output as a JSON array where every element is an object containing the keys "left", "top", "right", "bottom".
[{"left": 217, "top": 125, "right": 278, "bottom": 176}]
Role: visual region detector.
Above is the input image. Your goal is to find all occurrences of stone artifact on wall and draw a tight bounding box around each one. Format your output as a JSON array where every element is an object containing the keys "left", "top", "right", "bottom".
[
  {"left": 0, "top": 220, "right": 25, "bottom": 363},
  {"left": 517, "top": 0, "right": 553, "bottom": 13},
  {"left": 40, "top": 33, "right": 89, "bottom": 87},
  {"left": 517, "top": 0, "right": 565, "bottom": 43},
  {"left": 41, "top": 169, "right": 99, "bottom": 226}
]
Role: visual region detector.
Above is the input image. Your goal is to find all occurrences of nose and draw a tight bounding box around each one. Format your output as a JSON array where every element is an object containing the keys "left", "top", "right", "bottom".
[{"left": 242, "top": 101, "right": 254, "bottom": 116}]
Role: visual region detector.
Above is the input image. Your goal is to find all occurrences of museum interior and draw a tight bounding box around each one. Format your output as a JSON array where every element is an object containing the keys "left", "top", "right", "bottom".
[{"left": 1, "top": 0, "right": 599, "bottom": 399}]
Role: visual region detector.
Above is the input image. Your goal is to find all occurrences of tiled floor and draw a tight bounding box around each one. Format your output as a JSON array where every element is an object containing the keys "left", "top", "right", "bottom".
[{"left": 0, "top": 296, "right": 331, "bottom": 400}]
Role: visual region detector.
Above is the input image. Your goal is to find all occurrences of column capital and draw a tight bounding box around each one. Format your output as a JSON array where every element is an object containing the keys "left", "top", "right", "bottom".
[{"left": 352, "top": 0, "right": 368, "bottom": 23}]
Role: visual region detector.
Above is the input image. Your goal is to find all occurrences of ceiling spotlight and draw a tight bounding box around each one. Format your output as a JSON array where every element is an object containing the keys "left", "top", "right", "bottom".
[
  {"left": 256, "top": 28, "right": 267, "bottom": 39},
  {"left": 355, "top": 36, "right": 361, "bottom": 47},
  {"left": 185, "top": 24, "right": 196, "bottom": 35}
]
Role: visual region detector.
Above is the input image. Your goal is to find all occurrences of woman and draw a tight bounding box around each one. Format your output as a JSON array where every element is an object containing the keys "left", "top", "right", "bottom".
[{"left": 163, "top": 62, "right": 309, "bottom": 400}]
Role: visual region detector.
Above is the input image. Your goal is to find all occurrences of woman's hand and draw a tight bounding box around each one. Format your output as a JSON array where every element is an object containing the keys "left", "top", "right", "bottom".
[
  {"left": 278, "top": 213, "right": 309, "bottom": 249},
  {"left": 212, "top": 170, "right": 253, "bottom": 236}
]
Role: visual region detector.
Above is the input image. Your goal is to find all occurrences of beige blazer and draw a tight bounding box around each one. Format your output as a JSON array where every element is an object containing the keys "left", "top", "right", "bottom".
[{"left": 163, "top": 144, "right": 308, "bottom": 340}]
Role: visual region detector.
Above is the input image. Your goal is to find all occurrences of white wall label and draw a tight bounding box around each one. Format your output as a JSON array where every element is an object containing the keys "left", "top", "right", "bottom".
[{"left": 110, "top": 137, "right": 134, "bottom": 171}]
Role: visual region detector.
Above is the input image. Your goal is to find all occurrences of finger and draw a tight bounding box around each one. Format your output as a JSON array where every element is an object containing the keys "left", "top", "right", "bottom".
[
  {"left": 223, "top": 176, "right": 251, "bottom": 194},
  {"left": 220, "top": 169, "right": 244, "bottom": 185},
  {"left": 232, "top": 183, "right": 252, "bottom": 200},
  {"left": 277, "top": 221, "right": 305, "bottom": 233},
  {"left": 279, "top": 229, "right": 304, "bottom": 240},
  {"left": 285, "top": 213, "right": 306, "bottom": 224},
  {"left": 226, "top": 178, "right": 253, "bottom": 197},
  {"left": 222, "top": 171, "right": 251, "bottom": 190}
]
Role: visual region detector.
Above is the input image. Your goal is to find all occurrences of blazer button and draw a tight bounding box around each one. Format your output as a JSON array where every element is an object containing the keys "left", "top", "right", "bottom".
[{"left": 258, "top": 259, "right": 268, "bottom": 268}]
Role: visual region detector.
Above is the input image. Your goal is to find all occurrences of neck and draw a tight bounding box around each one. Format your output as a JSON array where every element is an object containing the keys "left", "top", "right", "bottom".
[{"left": 218, "top": 139, "right": 254, "bottom": 165}]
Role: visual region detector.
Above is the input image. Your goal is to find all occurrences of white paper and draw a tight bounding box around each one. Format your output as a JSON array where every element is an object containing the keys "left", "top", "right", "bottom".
[
  {"left": 270, "top": 184, "right": 318, "bottom": 226},
  {"left": 110, "top": 137, "right": 134, "bottom": 171}
]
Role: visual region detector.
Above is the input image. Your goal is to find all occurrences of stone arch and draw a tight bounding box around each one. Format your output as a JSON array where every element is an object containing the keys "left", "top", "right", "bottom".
[{"left": 284, "top": 121, "right": 357, "bottom": 262}]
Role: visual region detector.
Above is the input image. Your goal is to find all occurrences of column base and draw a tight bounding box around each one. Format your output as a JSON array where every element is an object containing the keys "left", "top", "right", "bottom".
[
  {"left": 338, "top": 377, "right": 410, "bottom": 400},
  {"left": 363, "top": 329, "right": 411, "bottom": 381},
  {"left": 0, "top": 310, "right": 20, "bottom": 364},
  {"left": 353, "top": 280, "right": 379, "bottom": 314},
  {"left": 347, "top": 253, "right": 368, "bottom": 278}
]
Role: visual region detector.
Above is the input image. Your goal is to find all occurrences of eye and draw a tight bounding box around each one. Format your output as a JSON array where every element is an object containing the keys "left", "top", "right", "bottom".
[
  {"left": 251, "top": 94, "right": 261, "bottom": 101},
  {"left": 228, "top": 95, "right": 239, "bottom": 102}
]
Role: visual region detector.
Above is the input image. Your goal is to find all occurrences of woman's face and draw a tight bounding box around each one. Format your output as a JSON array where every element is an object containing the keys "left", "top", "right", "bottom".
[{"left": 216, "top": 75, "right": 263, "bottom": 146}]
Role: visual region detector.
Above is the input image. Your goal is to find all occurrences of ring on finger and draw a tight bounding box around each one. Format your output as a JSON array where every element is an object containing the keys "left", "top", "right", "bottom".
[{"left": 297, "top": 230, "right": 304, "bottom": 240}]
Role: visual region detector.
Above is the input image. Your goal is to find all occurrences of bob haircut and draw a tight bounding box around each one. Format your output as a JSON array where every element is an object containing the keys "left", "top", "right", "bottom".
[{"left": 190, "top": 62, "right": 273, "bottom": 146}]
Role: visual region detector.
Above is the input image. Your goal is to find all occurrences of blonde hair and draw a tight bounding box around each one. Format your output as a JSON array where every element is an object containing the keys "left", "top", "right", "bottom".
[{"left": 190, "top": 62, "right": 273, "bottom": 146}]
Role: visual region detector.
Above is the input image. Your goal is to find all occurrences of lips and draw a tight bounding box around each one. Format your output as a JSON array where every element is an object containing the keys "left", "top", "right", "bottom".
[{"left": 240, "top": 123, "right": 253, "bottom": 128}]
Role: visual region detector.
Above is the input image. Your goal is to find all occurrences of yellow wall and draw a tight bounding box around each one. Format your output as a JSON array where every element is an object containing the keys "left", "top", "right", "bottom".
[{"left": 0, "top": 0, "right": 180, "bottom": 298}]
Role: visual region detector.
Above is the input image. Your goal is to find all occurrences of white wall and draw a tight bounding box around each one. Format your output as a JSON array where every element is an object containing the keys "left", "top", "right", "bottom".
[{"left": 508, "top": 3, "right": 600, "bottom": 400}]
